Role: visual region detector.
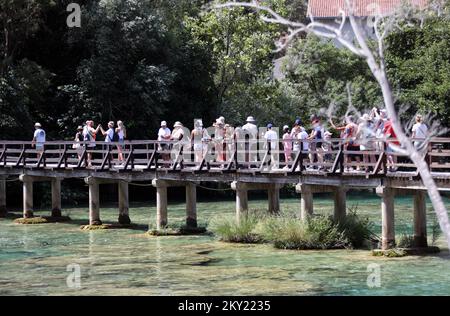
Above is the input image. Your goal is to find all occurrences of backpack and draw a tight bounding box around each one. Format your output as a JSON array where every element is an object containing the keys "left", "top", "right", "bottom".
[{"left": 108, "top": 129, "right": 120, "bottom": 142}]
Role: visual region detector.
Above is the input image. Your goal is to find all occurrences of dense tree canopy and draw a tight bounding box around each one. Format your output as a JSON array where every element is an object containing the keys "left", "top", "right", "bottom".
[{"left": 0, "top": 0, "right": 449, "bottom": 141}]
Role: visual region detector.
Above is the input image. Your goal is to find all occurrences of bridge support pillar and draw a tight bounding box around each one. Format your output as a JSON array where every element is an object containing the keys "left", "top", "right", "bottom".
[
  {"left": 0, "top": 177, "right": 6, "bottom": 217},
  {"left": 51, "top": 178, "right": 62, "bottom": 217},
  {"left": 20, "top": 175, "right": 34, "bottom": 218},
  {"left": 376, "top": 186, "right": 395, "bottom": 250},
  {"left": 231, "top": 182, "right": 248, "bottom": 222},
  {"left": 152, "top": 180, "right": 168, "bottom": 230},
  {"left": 296, "top": 184, "right": 313, "bottom": 220},
  {"left": 333, "top": 187, "right": 347, "bottom": 223},
  {"left": 186, "top": 183, "right": 197, "bottom": 228},
  {"left": 268, "top": 185, "right": 281, "bottom": 214},
  {"left": 85, "top": 177, "right": 101, "bottom": 226},
  {"left": 118, "top": 181, "right": 131, "bottom": 225},
  {"left": 413, "top": 190, "right": 428, "bottom": 248}
]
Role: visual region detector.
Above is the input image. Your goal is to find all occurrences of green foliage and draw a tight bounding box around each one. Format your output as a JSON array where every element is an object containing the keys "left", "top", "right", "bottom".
[
  {"left": 386, "top": 15, "right": 450, "bottom": 125},
  {"left": 284, "top": 35, "right": 383, "bottom": 118},
  {"left": 397, "top": 234, "right": 415, "bottom": 248},
  {"left": 261, "top": 215, "right": 349, "bottom": 250},
  {"left": 337, "top": 207, "right": 375, "bottom": 248},
  {"left": 209, "top": 213, "right": 263, "bottom": 243},
  {"left": 210, "top": 210, "right": 374, "bottom": 250}
]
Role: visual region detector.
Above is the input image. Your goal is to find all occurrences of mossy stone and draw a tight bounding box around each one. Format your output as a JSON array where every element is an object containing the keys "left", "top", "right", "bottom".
[{"left": 14, "top": 216, "right": 71, "bottom": 225}]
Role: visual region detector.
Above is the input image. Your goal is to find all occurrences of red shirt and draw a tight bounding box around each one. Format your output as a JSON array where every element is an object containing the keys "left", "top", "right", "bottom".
[{"left": 383, "top": 120, "right": 400, "bottom": 146}]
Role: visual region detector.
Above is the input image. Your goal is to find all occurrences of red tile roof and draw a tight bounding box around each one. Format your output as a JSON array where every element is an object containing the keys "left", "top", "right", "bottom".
[{"left": 307, "top": 0, "right": 429, "bottom": 18}]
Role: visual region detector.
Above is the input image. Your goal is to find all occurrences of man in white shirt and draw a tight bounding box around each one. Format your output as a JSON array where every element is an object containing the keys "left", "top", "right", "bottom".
[
  {"left": 32, "top": 122, "right": 46, "bottom": 158},
  {"left": 412, "top": 114, "right": 428, "bottom": 150},
  {"left": 242, "top": 116, "right": 258, "bottom": 164},
  {"left": 264, "top": 123, "right": 279, "bottom": 169},
  {"left": 158, "top": 121, "right": 172, "bottom": 163}
]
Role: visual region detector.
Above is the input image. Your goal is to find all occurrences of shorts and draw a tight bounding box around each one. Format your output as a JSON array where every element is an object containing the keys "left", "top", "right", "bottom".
[{"left": 36, "top": 144, "right": 44, "bottom": 152}]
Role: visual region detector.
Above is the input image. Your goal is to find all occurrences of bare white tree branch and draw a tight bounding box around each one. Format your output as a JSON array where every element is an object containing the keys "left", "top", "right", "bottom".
[{"left": 214, "top": 0, "right": 450, "bottom": 249}]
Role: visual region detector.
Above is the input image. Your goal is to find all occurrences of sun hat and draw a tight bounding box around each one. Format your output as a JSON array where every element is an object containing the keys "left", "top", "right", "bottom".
[
  {"left": 174, "top": 121, "right": 183, "bottom": 128},
  {"left": 34, "top": 123, "right": 42, "bottom": 128},
  {"left": 246, "top": 116, "right": 256, "bottom": 123},
  {"left": 217, "top": 116, "right": 225, "bottom": 124},
  {"left": 283, "top": 125, "right": 289, "bottom": 130},
  {"left": 77, "top": 125, "right": 83, "bottom": 131},
  {"left": 361, "top": 114, "right": 372, "bottom": 121},
  {"left": 216, "top": 118, "right": 224, "bottom": 126},
  {"left": 161, "top": 121, "right": 167, "bottom": 127}
]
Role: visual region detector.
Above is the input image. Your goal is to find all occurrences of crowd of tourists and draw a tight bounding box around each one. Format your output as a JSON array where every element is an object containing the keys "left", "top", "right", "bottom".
[{"left": 30, "top": 108, "right": 428, "bottom": 170}]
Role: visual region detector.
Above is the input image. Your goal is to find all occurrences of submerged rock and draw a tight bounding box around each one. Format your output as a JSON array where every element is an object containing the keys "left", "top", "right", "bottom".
[
  {"left": 80, "top": 223, "right": 137, "bottom": 231},
  {"left": 14, "top": 216, "right": 71, "bottom": 225}
]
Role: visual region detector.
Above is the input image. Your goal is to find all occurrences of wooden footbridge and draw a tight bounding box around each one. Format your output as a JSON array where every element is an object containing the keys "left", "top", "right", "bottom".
[{"left": 1, "top": 138, "right": 449, "bottom": 250}]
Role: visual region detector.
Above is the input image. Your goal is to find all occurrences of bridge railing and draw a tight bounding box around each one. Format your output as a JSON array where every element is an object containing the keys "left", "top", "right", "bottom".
[{"left": 0, "top": 137, "right": 449, "bottom": 175}]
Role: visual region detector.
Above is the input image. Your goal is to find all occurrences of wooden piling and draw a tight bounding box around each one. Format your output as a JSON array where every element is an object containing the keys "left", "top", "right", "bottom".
[
  {"left": 152, "top": 180, "right": 168, "bottom": 230},
  {"left": 377, "top": 186, "right": 395, "bottom": 250},
  {"left": 296, "top": 184, "right": 313, "bottom": 220},
  {"left": 51, "top": 178, "right": 62, "bottom": 217},
  {"left": 413, "top": 190, "right": 428, "bottom": 248},
  {"left": 20, "top": 175, "right": 34, "bottom": 218},
  {"left": 268, "top": 185, "right": 280, "bottom": 214},
  {"left": 333, "top": 187, "right": 347, "bottom": 223},
  {"left": 85, "top": 177, "right": 101, "bottom": 225},
  {"left": 186, "top": 183, "right": 197, "bottom": 228},
  {"left": 231, "top": 181, "right": 248, "bottom": 222},
  {"left": 118, "top": 181, "right": 131, "bottom": 225},
  {"left": 0, "top": 177, "right": 6, "bottom": 217}
]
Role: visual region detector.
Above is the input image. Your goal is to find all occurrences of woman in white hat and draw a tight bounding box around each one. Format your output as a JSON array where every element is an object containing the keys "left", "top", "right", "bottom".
[{"left": 191, "top": 119, "right": 210, "bottom": 163}]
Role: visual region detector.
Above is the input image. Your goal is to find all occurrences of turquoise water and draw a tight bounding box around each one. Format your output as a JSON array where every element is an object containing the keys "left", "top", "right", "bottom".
[{"left": 1, "top": 193, "right": 450, "bottom": 296}]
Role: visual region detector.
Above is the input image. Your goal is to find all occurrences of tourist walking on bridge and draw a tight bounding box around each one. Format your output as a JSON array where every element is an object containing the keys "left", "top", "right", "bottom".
[
  {"left": 191, "top": 119, "right": 210, "bottom": 163},
  {"left": 412, "top": 114, "right": 428, "bottom": 151},
  {"left": 116, "top": 121, "right": 127, "bottom": 163},
  {"left": 242, "top": 116, "right": 258, "bottom": 166},
  {"left": 32, "top": 123, "right": 46, "bottom": 159},
  {"left": 282, "top": 125, "right": 292, "bottom": 165},
  {"left": 263, "top": 123, "right": 279, "bottom": 169},
  {"left": 158, "top": 121, "right": 171, "bottom": 165},
  {"left": 73, "top": 125, "right": 84, "bottom": 160},
  {"left": 83, "top": 120, "right": 101, "bottom": 168}
]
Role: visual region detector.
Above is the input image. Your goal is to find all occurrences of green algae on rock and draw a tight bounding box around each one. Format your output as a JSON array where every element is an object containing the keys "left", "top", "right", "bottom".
[
  {"left": 147, "top": 226, "right": 208, "bottom": 236},
  {"left": 14, "top": 216, "right": 71, "bottom": 225},
  {"left": 80, "top": 223, "right": 137, "bottom": 231}
]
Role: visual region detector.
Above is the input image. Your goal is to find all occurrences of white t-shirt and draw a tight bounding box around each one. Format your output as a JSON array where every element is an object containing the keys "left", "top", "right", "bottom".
[
  {"left": 412, "top": 122, "right": 428, "bottom": 139},
  {"left": 158, "top": 127, "right": 171, "bottom": 141},
  {"left": 34, "top": 129, "right": 46, "bottom": 144},
  {"left": 264, "top": 130, "right": 278, "bottom": 150},
  {"left": 299, "top": 130, "right": 309, "bottom": 151},
  {"left": 105, "top": 128, "right": 114, "bottom": 143},
  {"left": 242, "top": 123, "right": 258, "bottom": 139}
]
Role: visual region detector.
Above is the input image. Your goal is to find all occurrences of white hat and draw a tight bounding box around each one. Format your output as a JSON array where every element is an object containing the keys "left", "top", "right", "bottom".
[
  {"left": 361, "top": 114, "right": 371, "bottom": 121},
  {"left": 216, "top": 118, "right": 224, "bottom": 125},
  {"left": 34, "top": 123, "right": 42, "bottom": 128},
  {"left": 173, "top": 121, "right": 183, "bottom": 128},
  {"left": 246, "top": 116, "right": 256, "bottom": 123},
  {"left": 283, "top": 125, "right": 289, "bottom": 130},
  {"left": 195, "top": 119, "right": 203, "bottom": 127},
  {"left": 161, "top": 121, "right": 167, "bottom": 127}
]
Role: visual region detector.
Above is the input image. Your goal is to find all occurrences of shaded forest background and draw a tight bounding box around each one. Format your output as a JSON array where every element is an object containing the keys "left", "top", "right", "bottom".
[{"left": 1, "top": 0, "right": 449, "bottom": 206}]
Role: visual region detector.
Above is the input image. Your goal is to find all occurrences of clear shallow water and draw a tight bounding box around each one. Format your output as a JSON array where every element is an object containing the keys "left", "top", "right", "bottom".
[{"left": 1, "top": 193, "right": 450, "bottom": 296}]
